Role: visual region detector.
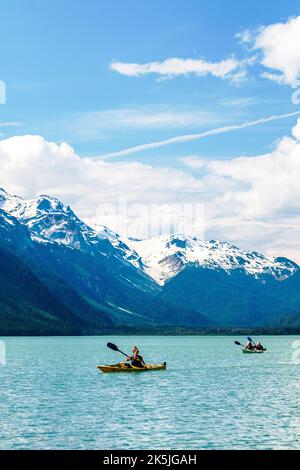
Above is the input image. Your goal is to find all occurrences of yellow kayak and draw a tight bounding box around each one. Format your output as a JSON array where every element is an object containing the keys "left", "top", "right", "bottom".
[{"left": 97, "top": 362, "right": 167, "bottom": 373}]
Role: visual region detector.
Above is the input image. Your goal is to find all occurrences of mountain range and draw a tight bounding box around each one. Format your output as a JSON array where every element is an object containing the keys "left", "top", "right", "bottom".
[{"left": 1, "top": 187, "right": 300, "bottom": 334}]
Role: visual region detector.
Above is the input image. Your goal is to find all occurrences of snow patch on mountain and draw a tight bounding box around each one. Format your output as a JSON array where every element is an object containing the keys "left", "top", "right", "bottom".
[
  {"left": 0, "top": 189, "right": 146, "bottom": 272},
  {"left": 94, "top": 224, "right": 144, "bottom": 270},
  {"left": 1, "top": 190, "right": 101, "bottom": 248},
  {"left": 0, "top": 209, "right": 16, "bottom": 227},
  {"left": 127, "top": 234, "right": 298, "bottom": 285},
  {"left": 1, "top": 188, "right": 298, "bottom": 286}
]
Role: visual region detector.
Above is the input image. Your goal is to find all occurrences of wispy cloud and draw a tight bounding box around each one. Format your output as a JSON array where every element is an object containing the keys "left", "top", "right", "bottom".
[
  {"left": 220, "top": 97, "right": 261, "bottom": 107},
  {"left": 46, "top": 107, "right": 222, "bottom": 143},
  {"left": 98, "top": 111, "right": 300, "bottom": 159},
  {"left": 111, "top": 16, "right": 300, "bottom": 88},
  {"left": 111, "top": 56, "right": 252, "bottom": 83},
  {"left": 0, "top": 122, "right": 22, "bottom": 128},
  {"left": 178, "top": 156, "right": 206, "bottom": 169},
  {"left": 69, "top": 107, "right": 218, "bottom": 130}
]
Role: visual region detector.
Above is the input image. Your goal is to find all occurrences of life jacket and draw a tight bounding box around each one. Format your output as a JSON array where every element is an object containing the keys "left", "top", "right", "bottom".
[{"left": 131, "top": 354, "right": 144, "bottom": 367}]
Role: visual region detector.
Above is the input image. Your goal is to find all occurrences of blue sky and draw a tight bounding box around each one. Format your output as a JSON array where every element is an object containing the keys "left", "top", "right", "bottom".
[
  {"left": 1, "top": 1, "right": 300, "bottom": 260},
  {"left": 1, "top": 0, "right": 300, "bottom": 162}
]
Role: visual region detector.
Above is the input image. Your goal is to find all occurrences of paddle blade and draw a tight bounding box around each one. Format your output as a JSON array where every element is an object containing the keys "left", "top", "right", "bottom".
[
  {"left": 234, "top": 341, "right": 242, "bottom": 346},
  {"left": 247, "top": 336, "right": 254, "bottom": 344},
  {"left": 107, "top": 342, "right": 119, "bottom": 352}
]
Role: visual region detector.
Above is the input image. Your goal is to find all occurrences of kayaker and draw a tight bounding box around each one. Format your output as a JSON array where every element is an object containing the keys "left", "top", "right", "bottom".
[
  {"left": 255, "top": 342, "right": 264, "bottom": 351},
  {"left": 122, "top": 346, "right": 146, "bottom": 368},
  {"left": 131, "top": 346, "right": 146, "bottom": 368},
  {"left": 245, "top": 340, "right": 254, "bottom": 351}
]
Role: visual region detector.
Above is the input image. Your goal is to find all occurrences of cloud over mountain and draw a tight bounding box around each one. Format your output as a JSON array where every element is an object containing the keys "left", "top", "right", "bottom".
[{"left": 1, "top": 118, "right": 300, "bottom": 262}]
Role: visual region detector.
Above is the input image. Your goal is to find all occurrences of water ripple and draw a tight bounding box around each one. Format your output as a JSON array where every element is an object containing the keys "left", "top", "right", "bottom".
[{"left": 0, "top": 336, "right": 299, "bottom": 449}]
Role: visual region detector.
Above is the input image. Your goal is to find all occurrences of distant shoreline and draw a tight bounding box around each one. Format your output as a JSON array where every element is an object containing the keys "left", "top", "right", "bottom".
[{"left": 1, "top": 326, "right": 300, "bottom": 336}]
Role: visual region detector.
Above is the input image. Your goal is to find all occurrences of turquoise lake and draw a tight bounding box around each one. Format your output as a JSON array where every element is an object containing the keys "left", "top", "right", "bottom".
[{"left": 0, "top": 336, "right": 299, "bottom": 450}]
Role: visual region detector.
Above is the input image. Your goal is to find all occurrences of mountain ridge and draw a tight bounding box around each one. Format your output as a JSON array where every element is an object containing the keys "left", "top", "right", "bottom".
[
  {"left": 125, "top": 234, "right": 298, "bottom": 285},
  {"left": 1, "top": 187, "right": 300, "bottom": 333},
  {"left": 2, "top": 187, "right": 297, "bottom": 286}
]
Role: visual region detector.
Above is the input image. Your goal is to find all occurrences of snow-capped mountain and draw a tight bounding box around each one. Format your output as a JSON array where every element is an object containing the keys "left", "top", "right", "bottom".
[
  {"left": 0, "top": 206, "right": 33, "bottom": 250},
  {"left": 1, "top": 189, "right": 102, "bottom": 249},
  {"left": 2, "top": 187, "right": 300, "bottom": 332},
  {"left": 94, "top": 224, "right": 144, "bottom": 270},
  {"left": 127, "top": 235, "right": 298, "bottom": 285},
  {"left": 0, "top": 188, "right": 161, "bottom": 328},
  {"left": 0, "top": 189, "right": 145, "bottom": 268},
  {"left": 1, "top": 188, "right": 151, "bottom": 287},
  {"left": 1, "top": 188, "right": 298, "bottom": 286}
]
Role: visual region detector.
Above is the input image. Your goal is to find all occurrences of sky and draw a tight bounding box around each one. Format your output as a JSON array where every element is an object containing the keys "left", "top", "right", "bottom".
[{"left": 1, "top": 0, "right": 300, "bottom": 261}]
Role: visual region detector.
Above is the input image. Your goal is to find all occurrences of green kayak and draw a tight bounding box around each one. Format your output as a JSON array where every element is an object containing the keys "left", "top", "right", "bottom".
[{"left": 242, "top": 348, "right": 264, "bottom": 354}]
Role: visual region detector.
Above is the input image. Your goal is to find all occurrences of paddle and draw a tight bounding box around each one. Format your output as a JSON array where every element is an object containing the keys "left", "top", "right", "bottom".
[
  {"left": 107, "top": 342, "right": 129, "bottom": 358},
  {"left": 234, "top": 340, "right": 244, "bottom": 347},
  {"left": 247, "top": 336, "right": 255, "bottom": 345}
]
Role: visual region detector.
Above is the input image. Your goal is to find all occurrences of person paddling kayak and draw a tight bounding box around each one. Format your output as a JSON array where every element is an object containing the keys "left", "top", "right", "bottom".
[
  {"left": 121, "top": 346, "right": 146, "bottom": 368},
  {"left": 244, "top": 339, "right": 265, "bottom": 351},
  {"left": 235, "top": 338, "right": 266, "bottom": 353},
  {"left": 245, "top": 340, "right": 255, "bottom": 351}
]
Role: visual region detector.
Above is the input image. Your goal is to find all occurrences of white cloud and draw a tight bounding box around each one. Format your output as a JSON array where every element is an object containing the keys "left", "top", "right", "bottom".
[
  {"left": 260, "top": 72, "right": 287, "bottom": 84},
  {"left": 242, "top": 16, "right": 300, "bottom": 85},
  {"left": 0, "top": 135, "right": 202, "bottom": 238},
  {"left": 205, "top": 135, "right": 300, "bottom": 218},
  {"left": 235, "top": 29, "right": 254, "bottom": 45},
  {"left": 1, "top": 121, "right": 300, "bottom": 261},
  {"left": 179, "top": 156, "right": 206, "bottom": 169},
  {"left": 194, "top": 125, "right": 300, "bottom": 260},
  {"left": 292, "top": 117, "right": 300, "bottom": 140},
  {"left": 111, "top": 56, "right": 249, "bottom": 82},
  {"left": 111, "top": 17, "right": 300, "bottom": 87}
]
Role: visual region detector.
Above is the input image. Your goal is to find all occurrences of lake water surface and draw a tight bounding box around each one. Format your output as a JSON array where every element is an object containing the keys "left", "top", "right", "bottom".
[{"left": 0, "top": 336, "right": 299, "bottom": 449}]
